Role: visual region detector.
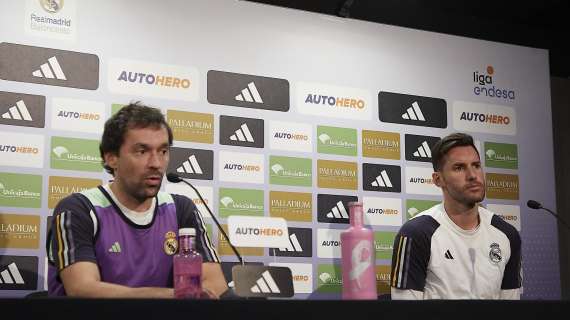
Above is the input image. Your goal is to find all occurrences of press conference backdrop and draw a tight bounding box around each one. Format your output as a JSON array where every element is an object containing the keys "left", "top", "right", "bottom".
[{"left": 0, "top": 0, "right": 558, "bottom": 299}]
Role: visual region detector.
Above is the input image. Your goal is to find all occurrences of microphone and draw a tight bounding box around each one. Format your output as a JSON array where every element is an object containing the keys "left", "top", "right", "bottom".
[
  {"left": 527, "top": 199, "right": 570, "bottom": 231},
  {"left": 167, "top": 173, "right": 244, "bottom": 265}
]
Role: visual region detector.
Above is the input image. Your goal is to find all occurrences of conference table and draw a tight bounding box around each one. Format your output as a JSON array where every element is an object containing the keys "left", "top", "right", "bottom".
[{"left": 2, "top": 298, "right": 569, "bottom": 319}]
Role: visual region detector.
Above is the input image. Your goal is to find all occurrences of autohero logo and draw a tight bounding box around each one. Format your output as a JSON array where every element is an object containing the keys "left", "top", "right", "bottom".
[
  {"left": 296, "top": 82, "right": 372, "bottom": 120},
  {"left": 51, "top": 97, "right": 105, "bottom": 134},
  {"left": 317, "top": 229, "right": 342, "bottom": 258},
  {"left": 486, "top": 173, "right": 519, "bottom": 200},
  {"left": 405, "top": 134, "right": 440, "bottom": 163},
  {"left": 0, "top": 131, "right": 44, "bottom": 168},
  {"left": 405, "top": 166, "right": 441, "bottom": 196},
  {"left": 50, "top": 137, "right": 102, "bottom": 172},
  {"left": 0, "top": 43, "right": 99, "bottom": 90},
  {"left": 269, "top": 263, "right": 313, "bottom": 294},
  {"left": 220, "top": 115, "right": 264, "bottom": 148},
  {"left": 167, "top": 110, "right": 214, "bottom": 144},
  {"left": 0, "top": 255, "right": 38, "bottom": 290},
  {"left": 472, "top": 65, "right": 516, "bottom": 101},
  {"left": 317, "top": 194, "right": 358, "bottom": 224},
  {"left": 363, "top": 163, "right": 401, "bottom": 193},
  {"left": 207, "top": 70, "right": 289, "bottom": 112},
  {"left": 168, "top": 147, "right": 213, "bottom": 180},
  {"left": 109, "top": 58, "right": 199, "bottom": 101},
  {"left": 0, "top": 91, "right": 45, "bottom": 128},
  {"left": 48, "top": 176, "right": 101, "bottom": 209},
  {"left": 219, "top": 151, "right": 264, "bottom": 184},
  {"left": 453, "top": 101, "right": 516, "bottom": 136},
  {"left": 363, "top": 197, "right": 403, "bottom": 226},
  {"left": 0, "top": 173, "right": 42, "bottom": 208},
  {"left": 218, "top": 225, "right": 264, "bottom": 257},
  {"left": 269, "top": 121, "right": 312, "bottom": 153},
  {"left": 269, "top": 191, "right": 312, "bottom": 222},
  {"left": 378, "top": 91, "right": 447, "bottom": 128},
  {"left": 362, "top": 130, "right": 400, "bottom": 160},
  {"left": 219, "top": 188, "right": 264, "bottom": 218},
  {"left": 0, "top": 214, "right": 40, "bottom": 249},
  {"left": 270, "top": 227, "right": 312, "bottom": 258}
]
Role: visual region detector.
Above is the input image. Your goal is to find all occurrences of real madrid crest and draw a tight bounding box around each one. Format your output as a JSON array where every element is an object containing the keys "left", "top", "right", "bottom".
[
  {"left": 489, "top": 242, "right": 502, "bottom": 264},
  {"left": 164, "top": 231, "right": 178, "bottom": 255}
]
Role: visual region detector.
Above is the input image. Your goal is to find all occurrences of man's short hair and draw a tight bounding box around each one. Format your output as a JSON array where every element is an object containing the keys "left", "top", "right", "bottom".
[
  {"left": 99, "top": 101, "right": 173, "bottom": 175},
  {"left": 431, "top": 132, "right": 479, "bottom": 171}
]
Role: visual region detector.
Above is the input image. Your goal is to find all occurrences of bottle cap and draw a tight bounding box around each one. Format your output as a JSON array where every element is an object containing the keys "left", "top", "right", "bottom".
[
  {"left": 179, "top": 228, "right": 196, "bottom": 236},
  {"left": 348, "top": 201, "right": 363, "bottom": 207}
]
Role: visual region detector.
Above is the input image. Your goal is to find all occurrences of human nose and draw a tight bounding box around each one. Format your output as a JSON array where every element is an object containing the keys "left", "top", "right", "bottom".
[{"left": 147, "top": 151, "right": 162, "bottom": 168}]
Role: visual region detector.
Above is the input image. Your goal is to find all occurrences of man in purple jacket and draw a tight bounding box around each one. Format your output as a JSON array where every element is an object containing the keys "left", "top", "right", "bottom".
[{"left": 47, "top": 102, "right": 227, "bottom": 298}]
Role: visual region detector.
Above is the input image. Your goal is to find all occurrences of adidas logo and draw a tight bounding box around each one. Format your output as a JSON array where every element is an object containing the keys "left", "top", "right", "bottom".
[
  {"left": 0, "top": 263, "right": 25, "bottom": 284},
  {"left": 371, "top": 170, "right": 393, "bottom": 188},
  {"left": 326, "top": 201, "right": 349, "bottom": 219},
  {"left": 401, "top": 102, "right": 425, "bottom": 121},
  {"left": 108, "top": 242, "right": 121, "bottom": 253},
  {"left": 413, "top": 141, "right": 432, "bottom": 158},
  {"left": 250, "top": 271, "right": 280, "bottom": 294},
  {"left": 278, "top": 233, "right": 303, "bottom": 252},
  {"left": 444, "top": 249, "right": 454, "bottom": 259},
  {"left": 176, "top": 155, "right": 203, "bottom": 174},
  {"left": 32, "top": 56, "right": 67, "bottom": 80},
  {"left": 230, "top": 123, "right": 255, "bottom": 142},
  {"left": 235, "top": 82, "right": 263, "bottom": 103},
  {"left": 2, "top": 100, "right": 33, "bottom": 121}
]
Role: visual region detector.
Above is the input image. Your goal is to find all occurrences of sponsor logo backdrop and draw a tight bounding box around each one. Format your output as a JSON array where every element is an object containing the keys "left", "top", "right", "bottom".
[{"left": 0, "top": 0, "right": 557, "bottom": 299}]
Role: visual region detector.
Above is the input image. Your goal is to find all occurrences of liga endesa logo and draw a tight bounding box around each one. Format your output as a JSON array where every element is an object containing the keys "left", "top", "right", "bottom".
[{"left": 472, "top": 65, "right": 516, "bottom": 101}]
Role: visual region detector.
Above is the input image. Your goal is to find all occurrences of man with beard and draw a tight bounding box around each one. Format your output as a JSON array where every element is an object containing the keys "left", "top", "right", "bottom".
[
  {"left": 390, "top": 133, "right": 522, "bottom": 299},
  {"left": 46, "top": 102, "right": 227, "bottom": 298}
]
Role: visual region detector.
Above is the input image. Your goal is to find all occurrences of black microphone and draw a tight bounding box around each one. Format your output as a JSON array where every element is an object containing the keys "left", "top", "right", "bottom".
[
  {"left": 167, "top": 173, "right": 244, "bottom": 265},
  {"left": 527, "top": 199, "right": 570, "bottom": 231}
]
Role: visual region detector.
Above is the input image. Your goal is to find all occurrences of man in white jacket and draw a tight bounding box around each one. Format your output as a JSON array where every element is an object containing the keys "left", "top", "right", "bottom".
[{"left": 390, "top": 132, "right": 522, "bottom": 299}]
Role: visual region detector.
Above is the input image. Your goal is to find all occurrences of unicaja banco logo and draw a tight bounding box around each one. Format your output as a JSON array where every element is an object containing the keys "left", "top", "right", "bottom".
[
  {"left": 50, "top": 137, "right": 102, "bottom": 172},
  {"left": 0, "top": 173, "right": 42, "bottom": 208},
  {"left": 269, "top": 156, "right": 312, "bottom": 187},
  {"left": 473, "top": 65, "right": 515, "bottom": 100}
]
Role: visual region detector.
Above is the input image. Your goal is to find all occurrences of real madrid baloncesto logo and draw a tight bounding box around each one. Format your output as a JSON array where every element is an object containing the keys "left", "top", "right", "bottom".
[
  {"left": 489, "top": 242, "right": 502, "bottom": 264},
  {"left": 164, "top": 231, "right": 178, "bottom": 255},
  {"left": 40, "top": 0, "right": 64, "bottom": 13}
]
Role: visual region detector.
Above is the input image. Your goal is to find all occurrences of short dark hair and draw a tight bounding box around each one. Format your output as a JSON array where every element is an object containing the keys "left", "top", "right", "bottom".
[
  {"left": 99, "top": 102, "right": 173, "bottom": 175},
  {"left": 431, "top": 132, "right": 479, "bottom": 171}
]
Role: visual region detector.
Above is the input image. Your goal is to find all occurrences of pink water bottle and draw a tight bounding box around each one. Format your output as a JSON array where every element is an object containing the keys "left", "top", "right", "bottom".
[
  {"left": 173, "top": 228, "right": 203, "bottom": 299},
  {"left": 340, "top": 202, "right": 377, "bottom": 300}
]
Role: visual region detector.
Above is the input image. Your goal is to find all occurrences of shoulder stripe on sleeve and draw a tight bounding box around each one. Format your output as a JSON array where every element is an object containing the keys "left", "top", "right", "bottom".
[
  {"left": 392, "top": 236, "right": 404, "bottom": 287},
  {"left": 89, "top": 209, "right": 98, "bottom": 236},
  {"left": 194, "top": 209, "right": 220, "bottom": 263},
  {"left": 392, "top": 236, "right": 412, "bottom": 288}
]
